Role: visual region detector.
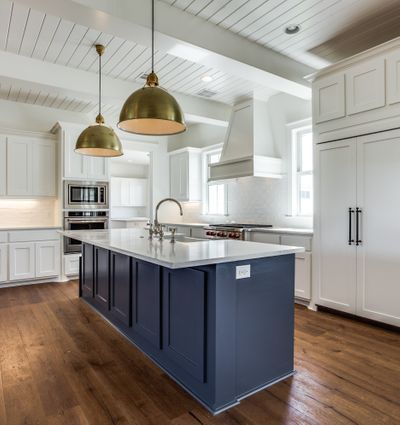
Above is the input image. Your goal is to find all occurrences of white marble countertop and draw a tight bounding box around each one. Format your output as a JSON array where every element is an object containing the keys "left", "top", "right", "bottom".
[
  {"left": 0, "top": 225, "right": 62, "bottom": 231},
  {"left": 60, "top": 229, "right": 304, "bottom": 269},
  {"left": 162, "top": 222, "right": 313, "bottom": 236}
]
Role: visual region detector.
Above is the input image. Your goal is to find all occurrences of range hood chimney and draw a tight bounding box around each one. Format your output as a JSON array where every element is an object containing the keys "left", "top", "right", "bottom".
[{"left": 209, "top": 99, "right": 282, "bottom": 181}]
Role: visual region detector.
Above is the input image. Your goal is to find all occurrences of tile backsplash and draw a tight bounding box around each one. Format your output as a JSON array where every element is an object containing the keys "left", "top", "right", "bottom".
[
  {"left": 158, "top": 176, "right": 313, "bottom": 229},
  {"left": 0, "top": 198, "right": 59, "bottom": 227}
]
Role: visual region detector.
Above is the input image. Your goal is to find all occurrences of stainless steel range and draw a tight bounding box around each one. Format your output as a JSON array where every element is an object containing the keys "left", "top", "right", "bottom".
[{"left": 204, "top": 224, "right": 273, "bottom": 240}]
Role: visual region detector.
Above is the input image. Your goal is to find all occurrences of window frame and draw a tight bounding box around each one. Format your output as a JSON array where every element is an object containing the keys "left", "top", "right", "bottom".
[
  {"left": 202, "top": 145, "right": 228, "bottom": 216},
  {"left": 286, "top": 118, "right": 313, "bottom": 217}
]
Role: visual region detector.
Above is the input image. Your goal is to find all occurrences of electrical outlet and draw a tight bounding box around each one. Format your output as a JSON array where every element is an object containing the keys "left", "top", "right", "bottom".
[{"left": 236, "top": 264, "right": 251, "bottom": 279}]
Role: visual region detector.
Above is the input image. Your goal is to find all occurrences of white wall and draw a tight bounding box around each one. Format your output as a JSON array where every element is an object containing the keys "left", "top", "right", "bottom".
[
  {"left": 168, "top": 123, "right": 227, "bottom": 151},
  {"left": 110, "top": 162, "right": 149, "bottom": 178},
  {"left": 163, "top": 93, "right": 313, "bottom": 228}
]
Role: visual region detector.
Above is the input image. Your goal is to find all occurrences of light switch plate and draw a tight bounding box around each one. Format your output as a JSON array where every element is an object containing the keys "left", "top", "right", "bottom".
[{"left": 236, "top": 264, "right": 251, "bottom": 279}]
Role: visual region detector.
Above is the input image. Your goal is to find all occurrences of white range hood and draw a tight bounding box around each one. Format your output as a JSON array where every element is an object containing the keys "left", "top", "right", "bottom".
[{"left": 209, "top": 99, "right": 283, "bottom": 181}]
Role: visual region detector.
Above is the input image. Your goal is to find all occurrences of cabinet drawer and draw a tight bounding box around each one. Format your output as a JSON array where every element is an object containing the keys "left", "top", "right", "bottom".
[
  {"left": 0, "top": 232, "right": 8, "bottom": 243},
  {"left": 281, "top": 235, "right": 312, "bottom": 251},
  {"left": 9, "top": 229, "right": 59, "bottom": 242}
]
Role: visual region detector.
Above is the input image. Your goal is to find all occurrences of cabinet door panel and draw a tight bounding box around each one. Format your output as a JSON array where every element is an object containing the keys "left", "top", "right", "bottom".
[
  {"left": 94, "top": 246, "right": 110, "bottom": 310},
  {"left": 82, "top": 244, "right": 94, "bottom": 297},
  {"left": 35, "top": 241, "right": 60, "bottom": 278},
  {"left": 32, "top": 140, "right": 56, "bottom": 196},
  {"left": 163, "top": 268, "right": 206, "bottom": 382},
  {"left": 386, "top": 50, "right": 400, "bottom": 105},
  {"left": 63, "top": 129, "right": 86, "bottom": 179},
  {"left": 7, "top": 137, "right": 32, "bottom": 195},
  {"left": 313, "top": 74, "right": 345, "bottom": 123},
  {"left": 0, "top": 244, "right": 8, "bottom": 282},
  {"left": 110, "top": 252, "right": 131, "bottom": 326},
  {"left": 9, "top": 242, "right": 35, "bottom": 281},
  {"left": 315, "top": 139, "right": 357, "bottom": 313},
  {"left": 89, "top": 157, "right": 109, "bottom": 181},
  {"left": 0, "top": 136, "right": 6, "bottom": 196},
  {"left": 170, "top": 153, "right": 188, "bottom": 201},
  {"left": 356, "top": 129, "right": 400, "bottom": 326},
  {"left": 346, "top": 58, "right": 385, "bottom": 115},
  {"left": 132, "top": 260, "right": 161, "bottom": 348},
  {"left": 294, "top": 252, "right": 311, "bottom": 300}
]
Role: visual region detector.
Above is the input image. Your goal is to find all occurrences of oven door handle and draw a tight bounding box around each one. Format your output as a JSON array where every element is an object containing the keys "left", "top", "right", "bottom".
[{"left": 66, "top": 220, "right": 108, "bottom": 224}]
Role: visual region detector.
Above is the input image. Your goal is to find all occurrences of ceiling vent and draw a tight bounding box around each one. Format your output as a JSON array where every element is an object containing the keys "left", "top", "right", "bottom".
[
  {"left": 197, "top": 89, "right": 217, "bottom": 98},
  {"left": 138, "top": 73, "right": 148, "bottom": 80}
]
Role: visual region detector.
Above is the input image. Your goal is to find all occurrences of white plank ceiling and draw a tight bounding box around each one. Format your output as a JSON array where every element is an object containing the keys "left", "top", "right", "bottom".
[
  {"left": 0, "top": 0, "right": 274, "bottom": 113},
  {"left": 161, "top": 0, "right": 400, "bottom": 69}
]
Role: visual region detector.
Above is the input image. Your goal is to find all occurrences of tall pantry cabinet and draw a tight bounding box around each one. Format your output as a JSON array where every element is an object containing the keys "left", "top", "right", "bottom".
[{"left": 312, "top": 38, "right": 400, "bottom": 327}]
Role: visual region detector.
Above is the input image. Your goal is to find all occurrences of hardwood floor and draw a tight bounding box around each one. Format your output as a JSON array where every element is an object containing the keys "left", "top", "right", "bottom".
[{"left": 0, "top": 281, "right": 399, "bottom": 425}]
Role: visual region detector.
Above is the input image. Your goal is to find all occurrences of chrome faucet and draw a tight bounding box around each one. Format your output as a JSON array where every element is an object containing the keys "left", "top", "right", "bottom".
[{"left": 151, "top": 198, "right": 183, "bottom": 240}]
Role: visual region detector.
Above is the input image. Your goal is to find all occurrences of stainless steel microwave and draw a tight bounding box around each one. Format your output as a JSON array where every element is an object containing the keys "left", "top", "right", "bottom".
[{"left": 64, "top": 181, "right": 108, "bottom": 210}]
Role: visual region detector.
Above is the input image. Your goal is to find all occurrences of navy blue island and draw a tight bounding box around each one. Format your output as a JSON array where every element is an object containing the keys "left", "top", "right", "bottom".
[{"left": 61, "top": 229, "right": 303, "bottom": 414}]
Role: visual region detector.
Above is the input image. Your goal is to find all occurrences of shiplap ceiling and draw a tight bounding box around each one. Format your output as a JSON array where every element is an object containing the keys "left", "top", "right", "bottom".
[
  {"left": 0, "top": 0, "right": 277, "bottom": 113},
  {"left": 161, "top": 0, "right": 400, "bottom": 69}
]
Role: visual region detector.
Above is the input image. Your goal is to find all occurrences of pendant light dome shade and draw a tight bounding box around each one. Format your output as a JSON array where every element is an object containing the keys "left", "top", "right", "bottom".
[
  {"left": 118, "top": 0, "right": 186, "bottom": 136},
  {"left": 75, "top": 44, "right": 123, "bottom": 157},
  {"left": 118, "top": 73, "right": 186, "bottom": 136},
  {"left": 75, "top": 119, "right": 123, "bottom": 157}
]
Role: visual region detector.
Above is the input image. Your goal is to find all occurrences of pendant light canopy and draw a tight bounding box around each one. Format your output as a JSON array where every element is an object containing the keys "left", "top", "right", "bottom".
[
  {"left": 75, "top": 45, "right": 123, "bottom": 157},
  {"left": 118, "top": 0, "right": 186, "bottom": 136}
]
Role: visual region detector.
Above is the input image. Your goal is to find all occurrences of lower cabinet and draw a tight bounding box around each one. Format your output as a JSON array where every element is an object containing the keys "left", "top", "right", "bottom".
[
  {"left": 163, "top": 268, "right": 206, "bottom": 382},
  {"left": 132, "top": 260, "right": 161, "bottom": 348},
  {"left": 0, "top": 244, "right": 8, "bottom": 282},
  {"left": 110, "top": 252, "right": 131, "bottom": 326},
  {"left": 294, "top": 252, "right": 311, "bottom": 300},
  {"left": 94, "top": 247, "right": 110, "bottom": 311},
  {"left": 35, "top": 240, "right": 60, "bottom": 278},
  {"left": 64, "top": 254, "right": 81, "bottom": 276},
  {"left": 9, "top": 242, "right": 35, "bottom": 280}
]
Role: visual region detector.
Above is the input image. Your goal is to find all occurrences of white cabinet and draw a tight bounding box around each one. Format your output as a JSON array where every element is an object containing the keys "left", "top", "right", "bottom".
[
  {"left": 313, "top": 74, "right": 345, "bottom": 123},
  {"left": 295, "top": 252, "right": 311, "bottom": 300},
  {"left": 248, "top": 232, "right": 281, "bottom": 244},
  {"left": 346, "top": 58, "right": 385, "bottom": 115},
  {"left": 64, "top": 254, "right": 80, "bottom": 276},
  {"left": 63, "top": 127, "right": 109, "bottom": 180},
  {"left": 314, "top": 129, "right": 400, "bottom": 326},
  {"left": 111, "top": 177, "right": 147, "bottom": 207},
  {"left": 0, "top": 136, "right": 6, "bottom": 196},
  {"left": 315, "top": 139, "right": 357, "bottom": 313},
  {"left": 0, "top": 244, "right": 8, "bottom": 282},
  {"left": 35, "top": 240, "right": 60, "bottom": 278},
  {"left": 9, "top": 242, "right": 35, "bottom": 281},
  {"left": 169, "top": 149, "right": 201, "bottom": 202},
  {"left": 32, "top": 140, "right": 56, "bottom": 196},
  {"left": 7, "top": 136, "right": 32, "bottom": 196},
  {"left": 5, "top": 136, "right": 56, "bottom": 197},
  {"left": 386, "top": 50, "right": 400, "bottom": 105},
  {"left": 355, "top": 130, "right": 400, "bottom": 326}
]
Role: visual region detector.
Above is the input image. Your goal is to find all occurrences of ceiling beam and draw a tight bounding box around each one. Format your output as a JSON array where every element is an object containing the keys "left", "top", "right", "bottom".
[
  {"left": 13, "top": 0, "right": 313, "bottom": 99},
  {"left": 0, "top": 50, "right": 230, "bottom": 125}
]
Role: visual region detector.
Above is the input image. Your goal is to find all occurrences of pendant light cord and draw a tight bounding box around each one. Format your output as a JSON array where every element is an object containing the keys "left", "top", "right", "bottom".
[
  {"left": 151, "top": 0, "right": 154, "bottom": 73},
  {"left": 98, "top": 49, "right": 102, "bottom": 118}
]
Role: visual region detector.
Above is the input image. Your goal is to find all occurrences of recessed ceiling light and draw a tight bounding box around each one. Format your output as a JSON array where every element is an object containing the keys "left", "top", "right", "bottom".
[
  {"left": 201, "top": 75, "right": 213, "bottom": 83},
  {"left": 285, "top": 24, "right": 300, "bottom": 35}
]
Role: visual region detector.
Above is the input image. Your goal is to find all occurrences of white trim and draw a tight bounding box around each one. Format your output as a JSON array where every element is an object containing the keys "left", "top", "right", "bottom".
[{"left": 0, "top": 126, "right": 56, "bottom": 140}]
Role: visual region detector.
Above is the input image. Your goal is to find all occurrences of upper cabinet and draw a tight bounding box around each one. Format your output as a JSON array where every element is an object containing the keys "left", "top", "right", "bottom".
[
  {"left": 345, "top": 58, "right": 385, "bottom": 115},
  {"left": 2, "top": 135, "right": 56, "bottom": 197},
  {"left": 111, "top": 177, "right": 147, "bottom": 207},
  {"left": 169, "top": 148, "right": 201, "bottom": 202},
  {"left": 62, "top": 125, "right": 109, "bottom": 181},
  {"left": 386, "top": 50, "right": 400, "bottom": 105},
  {"left": 313, "top": 74, "right": 345, "bottom": 123}
]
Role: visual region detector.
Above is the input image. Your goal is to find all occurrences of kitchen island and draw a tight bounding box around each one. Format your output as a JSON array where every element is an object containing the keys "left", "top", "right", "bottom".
[{"left": 61, "top": 229, "right": 303, "bottom": 414}]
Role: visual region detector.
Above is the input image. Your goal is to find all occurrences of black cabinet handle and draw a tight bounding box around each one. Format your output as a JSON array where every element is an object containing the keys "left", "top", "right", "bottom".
[
  {"left": 356, "top": 208, "right": 362, "bottom": 246},
  {"left": 348, "top": 208, "right": 355, "bottom": 245}
]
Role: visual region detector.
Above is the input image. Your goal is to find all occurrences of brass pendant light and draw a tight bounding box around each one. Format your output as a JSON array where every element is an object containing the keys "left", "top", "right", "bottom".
[
  {"left": 118, "top": 0, "right": 186, "bottom": 136},
  {"left": 75, "top": 44, "right": 123, "bottom": 157}
]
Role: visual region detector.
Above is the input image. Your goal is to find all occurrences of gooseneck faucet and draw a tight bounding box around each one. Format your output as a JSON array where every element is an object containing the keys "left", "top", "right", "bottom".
[{"left": 151, "top": 198, "right": 183, "bottom": 240}]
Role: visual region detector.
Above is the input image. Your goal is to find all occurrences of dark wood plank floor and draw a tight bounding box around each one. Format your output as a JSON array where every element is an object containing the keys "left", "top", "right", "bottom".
[{"left": 0, "top": 281, "right": 399, "bottom": 425}]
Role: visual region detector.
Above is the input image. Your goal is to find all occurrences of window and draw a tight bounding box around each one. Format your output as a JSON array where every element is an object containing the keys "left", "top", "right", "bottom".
[
  {"left": 288, "top": 121, "right": 313, "bottom": 216},
  {"left": 203, "top": 149, "right": 227, "bottom": 215}
]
